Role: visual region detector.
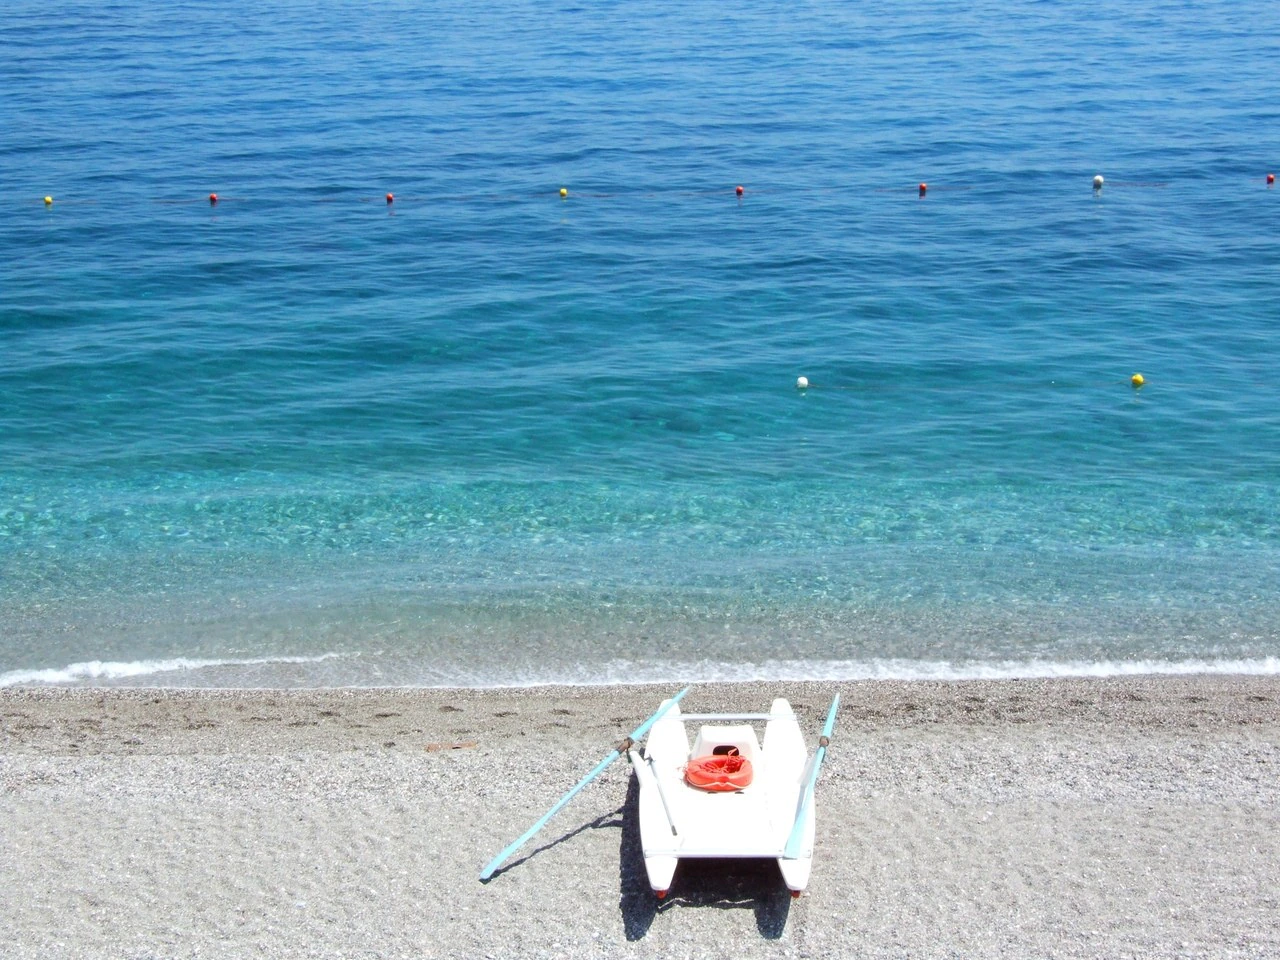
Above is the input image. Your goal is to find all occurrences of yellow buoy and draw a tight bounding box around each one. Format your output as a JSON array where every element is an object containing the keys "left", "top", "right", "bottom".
[
  {"left": 44, "top": 196, "right": 53, "bottom": 205},
  {"left": 1131, "top": 373, "right": 1144, "bottom": 387},
  {"left": 559, "top": 187, "right": 568, "bottom": 198}
]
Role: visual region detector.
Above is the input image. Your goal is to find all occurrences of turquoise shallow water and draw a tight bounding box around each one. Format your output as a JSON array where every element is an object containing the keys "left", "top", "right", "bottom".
[{"left": 2, "top": 0, "right": 1279, "bottom": 686}]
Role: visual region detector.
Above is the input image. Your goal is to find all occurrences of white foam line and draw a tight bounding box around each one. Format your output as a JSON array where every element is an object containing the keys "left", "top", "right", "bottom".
[
  {"left": 0, "top": 653, "right": 345, "bottom": 688},
  {"left": 473, "top": 656, "right": 1280, "bottom": 688},
  {"left": 910, "top": 657, "right": 1280, "bottom": 681},
  {"left": 3, "top": 654, "right": 1276, "bottom": 691}
]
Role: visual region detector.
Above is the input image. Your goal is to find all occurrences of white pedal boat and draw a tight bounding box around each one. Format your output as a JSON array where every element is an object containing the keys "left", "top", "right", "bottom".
[{"left": 627, "top": 695, "right": 837, "bottom": 899}]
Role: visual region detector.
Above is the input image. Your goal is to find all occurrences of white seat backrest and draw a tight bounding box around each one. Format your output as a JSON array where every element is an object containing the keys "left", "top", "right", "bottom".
[{"left": 690, "top": 724, "right": 760, "bottom": 766}]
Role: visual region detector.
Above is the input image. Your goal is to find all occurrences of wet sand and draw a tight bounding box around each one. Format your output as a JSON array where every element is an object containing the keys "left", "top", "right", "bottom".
[{"left": 2, "top": 677, "right": 1278, "bottom": 958}]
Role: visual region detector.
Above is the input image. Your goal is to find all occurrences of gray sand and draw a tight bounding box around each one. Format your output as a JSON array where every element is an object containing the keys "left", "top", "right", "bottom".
[{"left": 2, "top": 677, "right": 1278, "bottom": 959}]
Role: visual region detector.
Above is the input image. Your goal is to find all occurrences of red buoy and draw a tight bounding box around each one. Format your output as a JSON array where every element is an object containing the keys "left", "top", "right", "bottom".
[
  {"left": 918, "top": 182, "right": 927, "bottom": 197},
  {"left": 1269, "top": 174, "right": 1276, "bottom": 185},
  {"left": 209, "top": 193, "right": 218, "bottom": 205},
  {"left": 386, "top": 193, "right": 394, "bottom": 204},
  {"left": 735, "top": 185, "right": 744, "bottom": 196}
]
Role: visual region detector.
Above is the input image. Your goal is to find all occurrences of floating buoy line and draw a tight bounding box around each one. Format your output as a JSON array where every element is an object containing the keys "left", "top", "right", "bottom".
[
  {"left": 24, "top": 173, "right": 1275, "bottom": 210},
  {"left": 21, "top": 183, "right": 1231, "bottom": 399},
  {"left": 795, "top": 372, "right": 1153, "bottom": 393}
]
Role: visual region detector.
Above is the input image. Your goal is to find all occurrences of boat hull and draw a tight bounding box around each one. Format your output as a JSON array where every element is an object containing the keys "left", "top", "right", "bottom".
[{"left": 630, "top": 697, "right": 817, "bottom": 895}]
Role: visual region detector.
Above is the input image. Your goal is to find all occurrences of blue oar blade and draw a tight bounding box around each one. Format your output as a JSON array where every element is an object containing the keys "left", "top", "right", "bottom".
[
  {"left": 479, "top": 750, "right": 618, "bottom": 881},
  {"left": 479, "top": 686, "right": 690, "bottom": 881},
  {"left": 783, "top": 692, "right": 840, "bottom": 860}
]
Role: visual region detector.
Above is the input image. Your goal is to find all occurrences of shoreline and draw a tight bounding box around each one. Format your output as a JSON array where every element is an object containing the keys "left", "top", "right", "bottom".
[
  {"left": 4, "top": 676, "right": 1278, "bottom": 958},
  {"left": 4, "top": 652, "right": 1279, "bottom": 693}
]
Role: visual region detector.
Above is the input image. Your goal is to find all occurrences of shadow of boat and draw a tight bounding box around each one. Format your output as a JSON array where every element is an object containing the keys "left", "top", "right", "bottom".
[{"left": 617, "top": 776, "right": 792, "bottom": 940}]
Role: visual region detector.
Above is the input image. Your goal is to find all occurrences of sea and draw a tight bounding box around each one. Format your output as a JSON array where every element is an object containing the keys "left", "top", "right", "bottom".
[{"left": 3, "top": 0, "right": 1279, "bottom": 689}]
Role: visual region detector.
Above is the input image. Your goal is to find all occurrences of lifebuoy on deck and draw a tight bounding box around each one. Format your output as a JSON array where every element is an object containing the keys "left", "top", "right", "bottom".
[{"left": 685, "top": 753, "right": 753, "bottom": 791}]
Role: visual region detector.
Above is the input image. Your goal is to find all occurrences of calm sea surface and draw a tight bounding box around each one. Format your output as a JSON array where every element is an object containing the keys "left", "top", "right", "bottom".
[{"left": 3, "top": 0, "right": 1279, "bottom": 687}]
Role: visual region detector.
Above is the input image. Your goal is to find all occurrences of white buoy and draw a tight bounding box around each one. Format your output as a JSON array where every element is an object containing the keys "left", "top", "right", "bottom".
[
  {"left": 1093, "top": 174, "right": 1104, "bottom": 191},
  {"left": 796, "top": 376, "right": 809, "bottom": 389}
]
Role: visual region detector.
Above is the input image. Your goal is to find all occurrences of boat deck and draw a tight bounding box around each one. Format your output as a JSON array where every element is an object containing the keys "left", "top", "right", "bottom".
[{"left": 642, "top": 781, "right": 793, "bottom": 858}]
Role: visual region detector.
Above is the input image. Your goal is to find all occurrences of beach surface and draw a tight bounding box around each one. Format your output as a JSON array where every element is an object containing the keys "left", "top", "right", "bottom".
[{"left": 2, "top": 677, "right": 1278, "bottom": 959}]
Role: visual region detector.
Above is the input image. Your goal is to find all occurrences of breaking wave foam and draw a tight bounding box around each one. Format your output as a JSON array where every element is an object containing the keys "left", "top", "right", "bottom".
[
  {"left": 0, "top": 653, "right": 345, "bottom": 688},
  {"left": 2, "top": 654, "right": 1277, "bottom": 690},
  {"left": 781, "top": 657, "right": 1280, "bottom": 683},
  {"left": 490, "top": 656, "right": 1280, "bottom": 688}
]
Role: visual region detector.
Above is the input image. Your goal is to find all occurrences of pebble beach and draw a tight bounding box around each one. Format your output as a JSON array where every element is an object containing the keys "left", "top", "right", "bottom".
[{"left": 3, "top": 676, "right": 1278, "bottom": 959}]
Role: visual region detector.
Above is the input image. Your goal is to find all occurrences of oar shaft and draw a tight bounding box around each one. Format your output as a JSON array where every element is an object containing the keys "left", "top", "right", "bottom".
[
  {"left": 479, "top": 686, "right": 689, "bottom": 880},
  {"left": 480, "top": 750, "right": 618, "bottom": 880},
  {"left": 647, "top": 755, "right": 680, "bottom": 836}
]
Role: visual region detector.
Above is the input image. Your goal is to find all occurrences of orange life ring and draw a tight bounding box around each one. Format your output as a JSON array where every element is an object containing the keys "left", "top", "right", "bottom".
[{"left": 685, "top": 753, "right": 753, "bottom": 791}]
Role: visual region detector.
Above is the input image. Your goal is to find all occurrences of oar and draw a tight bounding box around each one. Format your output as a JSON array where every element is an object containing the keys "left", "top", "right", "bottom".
[
  {"left": 479, "top": 686, "right": 690, "bottom": 881},
  {"left": 628, "top": 749, "right": 679, "bottom": 836},
  {"left": 783, "top": 691, "right": 840, "bottom": 860}
]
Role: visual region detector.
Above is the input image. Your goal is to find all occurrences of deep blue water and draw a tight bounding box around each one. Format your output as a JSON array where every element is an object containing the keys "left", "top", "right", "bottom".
[{"left": 2, "top": 0, "right": 1279, "bottom": 686}]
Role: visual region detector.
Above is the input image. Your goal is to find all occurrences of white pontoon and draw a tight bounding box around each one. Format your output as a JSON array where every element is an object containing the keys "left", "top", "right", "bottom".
[{"left": 628, "top": 695, "right": 838, "bottom": 898}]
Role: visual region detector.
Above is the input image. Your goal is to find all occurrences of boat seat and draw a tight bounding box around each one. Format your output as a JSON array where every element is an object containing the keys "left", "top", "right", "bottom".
[{"left": 690, "top": 724, "right": 760, "bottom": 767}]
